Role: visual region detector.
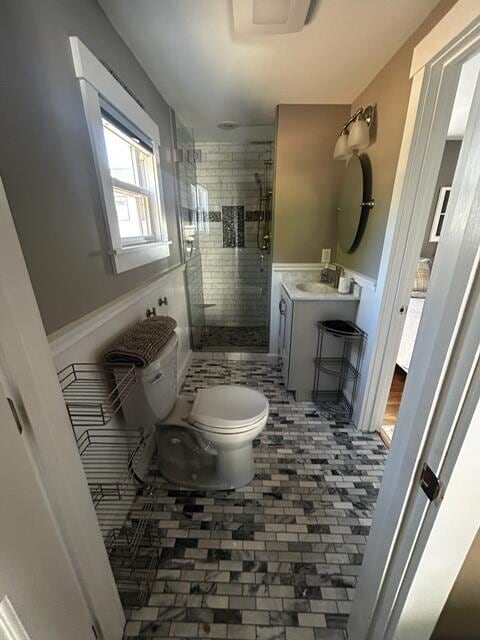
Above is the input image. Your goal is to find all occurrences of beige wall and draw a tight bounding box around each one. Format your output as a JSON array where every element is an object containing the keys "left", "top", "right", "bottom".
[
  {"left": 336, "top": 0, "right": 458, "bottom": 280},
  {"left": 432, "top": 528, "right": 480, "bottom": 639},
  {"left": 273, "top": 104, "right": 350, "bottom": 263}
]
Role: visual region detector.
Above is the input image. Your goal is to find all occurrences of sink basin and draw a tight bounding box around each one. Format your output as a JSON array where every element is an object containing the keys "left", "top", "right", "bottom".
[{"left": 296, "top": 282, "right": 335, "bottom": 294}]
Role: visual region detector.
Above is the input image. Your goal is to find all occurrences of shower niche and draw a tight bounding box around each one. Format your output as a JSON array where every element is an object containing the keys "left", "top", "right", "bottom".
[{"left": 175, "top": 117, "right": 274, "bottom": 352}]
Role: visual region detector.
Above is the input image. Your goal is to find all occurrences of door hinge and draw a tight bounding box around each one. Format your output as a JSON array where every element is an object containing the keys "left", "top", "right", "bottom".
[
  {"left": 7, "top": 397, "right": 23, "bottom": 434},
  {"left": 420, "top": 463, "right": 441, "bottom": 502}
]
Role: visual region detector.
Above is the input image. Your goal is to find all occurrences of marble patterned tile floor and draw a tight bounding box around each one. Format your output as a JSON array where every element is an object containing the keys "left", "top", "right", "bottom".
[{"left": 122, "top": 359, "right": 387, "bottom": 640}]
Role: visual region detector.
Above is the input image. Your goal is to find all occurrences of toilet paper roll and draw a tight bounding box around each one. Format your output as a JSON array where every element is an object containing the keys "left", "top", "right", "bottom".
[{"left": 338, "top": 276, "right": 352, "bottom": 294}]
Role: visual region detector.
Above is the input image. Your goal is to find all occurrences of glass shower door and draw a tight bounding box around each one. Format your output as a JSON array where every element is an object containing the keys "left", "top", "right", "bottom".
[
  {"left": 174, "top": 117, "right": 205, "bottom": 350},
  {"left": 193, "top": 140, "right": 273, "bottom": 352}
]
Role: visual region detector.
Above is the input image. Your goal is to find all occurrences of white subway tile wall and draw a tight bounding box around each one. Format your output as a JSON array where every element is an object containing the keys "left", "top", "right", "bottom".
[{"left": 195, "top": 142, "right": 273, "bottom": 333}]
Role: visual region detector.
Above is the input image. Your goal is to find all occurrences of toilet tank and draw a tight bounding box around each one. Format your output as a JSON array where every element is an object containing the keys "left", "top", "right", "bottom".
[{"left": 121, "top": 333, "right": 178, "bottom": 429}]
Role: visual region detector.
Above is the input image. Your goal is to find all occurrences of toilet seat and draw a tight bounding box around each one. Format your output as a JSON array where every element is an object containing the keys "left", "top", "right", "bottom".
[
  {"left": 189, "top": 385, "right": 269, "bottom": 431},
  {"left": 191, "top": 413, "right": 268, "bottom": 436}
]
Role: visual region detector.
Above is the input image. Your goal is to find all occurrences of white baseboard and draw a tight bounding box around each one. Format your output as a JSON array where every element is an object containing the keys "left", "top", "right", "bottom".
[
  {"left": 272, "top": 262, "right": 326, "bottom": 271},
  {"left": 336, "top": 264, "right": 377, "bottom": 291},
  {"left": 48, "top": 263, "right": 185, "bottom": 357}
]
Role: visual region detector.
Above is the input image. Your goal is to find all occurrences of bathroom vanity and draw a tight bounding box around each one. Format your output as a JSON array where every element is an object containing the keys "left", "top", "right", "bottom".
[{"left": 279, "top": 279, "right": 360, "bottom": 401}]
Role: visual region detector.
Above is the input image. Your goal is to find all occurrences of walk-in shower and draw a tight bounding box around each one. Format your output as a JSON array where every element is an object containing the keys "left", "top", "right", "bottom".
[{"left": 175, "top": 119, "right": 274, "bottom": 352}]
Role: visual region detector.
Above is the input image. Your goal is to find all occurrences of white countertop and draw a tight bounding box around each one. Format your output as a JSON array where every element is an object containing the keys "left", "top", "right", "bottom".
[{"left": 282, "top": 279, "right": 360, "bottom": 301}]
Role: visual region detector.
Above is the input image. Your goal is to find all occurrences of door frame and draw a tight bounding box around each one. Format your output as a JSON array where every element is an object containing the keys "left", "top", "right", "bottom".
[
  {"left": 357, "top": 0, "right": 480, "bottom": 432},
  {"left": 349, "top": 4, "right": 480, "bottom": 639},
  {"left": 0, "top": 597, "right": 32, "bottom": 640},
  {"left": 0, "top": 178, "right": 124, "bottom": 639}
]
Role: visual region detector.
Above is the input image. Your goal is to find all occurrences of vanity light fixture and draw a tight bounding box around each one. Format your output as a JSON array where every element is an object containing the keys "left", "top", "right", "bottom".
[
  {"left": 333, "top": 105, "right": 374, "bottom": 160},
  {"left": 333, "top": 129, "right": 352, "bottom": 161}
]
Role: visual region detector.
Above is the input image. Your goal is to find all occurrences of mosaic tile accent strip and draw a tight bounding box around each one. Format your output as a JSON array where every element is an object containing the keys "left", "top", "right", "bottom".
[
  {"left": 208, "top": 211, "right": 222, "bottom": 222},
  {"left": 122, "top": 358, "right": 387, "bottom": 639},
  {"left": 195, "top": 142, "right": 273, "bottom": 328},
  {"left": 198, "top": 219, "right": 270, "bottom": 328},
  {"left": 222, "top": 206, "right": 245, "bottom": 248},
  {"left": 245, "top": 210, "right": 261, "bottom": 221}
]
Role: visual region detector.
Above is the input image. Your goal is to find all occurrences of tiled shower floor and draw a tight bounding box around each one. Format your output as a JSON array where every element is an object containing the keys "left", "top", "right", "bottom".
[
  {"left": 197, "top": 326, "right": 269, "bottom": 351},
  {"left": 123, "top": 359, "right": 387, "bottom": 640}
]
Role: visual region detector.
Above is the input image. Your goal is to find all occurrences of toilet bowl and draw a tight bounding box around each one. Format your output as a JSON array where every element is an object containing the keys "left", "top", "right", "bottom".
[{"left": 121, "top": 334, "right": 269, "bottom": 490}]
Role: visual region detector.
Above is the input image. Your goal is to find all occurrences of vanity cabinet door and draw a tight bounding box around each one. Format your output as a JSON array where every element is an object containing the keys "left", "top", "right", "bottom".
[{"left": 289, "top": 299, "right": 359, "bottom": 401}]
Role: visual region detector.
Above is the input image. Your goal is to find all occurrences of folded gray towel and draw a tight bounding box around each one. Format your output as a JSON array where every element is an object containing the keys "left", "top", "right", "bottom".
[{"left": 103, "top": 316, "right": 177, "bottom": 367}]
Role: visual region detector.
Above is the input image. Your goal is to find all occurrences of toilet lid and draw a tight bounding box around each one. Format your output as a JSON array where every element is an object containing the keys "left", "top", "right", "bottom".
[{"left": 190, "top": 385, "right": 269, "bottom": 429}]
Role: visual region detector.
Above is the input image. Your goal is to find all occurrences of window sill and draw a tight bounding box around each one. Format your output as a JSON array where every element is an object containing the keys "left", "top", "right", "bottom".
[{"left": 109, "top": 240, "right": 171, "bottom": 273}]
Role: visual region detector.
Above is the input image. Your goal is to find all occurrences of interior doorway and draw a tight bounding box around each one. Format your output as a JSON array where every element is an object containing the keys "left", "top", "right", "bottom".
[
  {"left": 349, "top": 6, "right": 480, "bottom": 638},
  {"left": 379, "top": 50, "right": 480, "bottom": 448}
]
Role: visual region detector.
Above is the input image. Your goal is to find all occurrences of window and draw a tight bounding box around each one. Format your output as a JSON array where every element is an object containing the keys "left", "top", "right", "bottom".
[
  {"left": 70, "top": 37, "right": 170, "bottom": 273},
  {"left": 195, "top": 185, "right": 209, "bottom": 232},
  {"left": 102, "top": 116, "right": 156, "bottom": 246}
]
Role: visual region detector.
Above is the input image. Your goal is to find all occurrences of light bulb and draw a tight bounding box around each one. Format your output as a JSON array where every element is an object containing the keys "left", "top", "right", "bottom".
[
  {"left": 333, "top": 130, "right": 352, "bottom": 160},
  {"left": 347, "top": 117, "right": 369, "bottom": 151}
]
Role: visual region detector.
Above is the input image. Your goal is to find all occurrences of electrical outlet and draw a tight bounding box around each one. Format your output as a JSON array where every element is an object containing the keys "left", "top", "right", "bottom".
[{"left": 321, "top": 248, "right": 331, "bottom": 264}]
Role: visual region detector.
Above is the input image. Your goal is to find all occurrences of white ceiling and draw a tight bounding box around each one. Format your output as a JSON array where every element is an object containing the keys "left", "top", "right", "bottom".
[{"left": 99, "top": 0, "right": 441, "bottom": 141}]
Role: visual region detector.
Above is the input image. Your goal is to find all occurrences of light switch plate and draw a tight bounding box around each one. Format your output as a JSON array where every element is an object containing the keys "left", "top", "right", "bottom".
[{"left": 322, "top": 248, "right": 331, "bottom": 264}]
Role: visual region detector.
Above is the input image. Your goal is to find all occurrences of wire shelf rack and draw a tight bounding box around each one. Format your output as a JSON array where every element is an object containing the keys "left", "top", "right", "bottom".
[
  {"left": 58, "top": 363, "right": 137, "bottom": 428},
  {"left": 313, "top": 321, "right": 366, "bottom": 422},
  {"left": 312, "top": 390, "right": 353, "bottom": 421},
  {"left": 76, "top": 429, "right": 146, "bottom": 502},
  {"left": 110, "top": 548, "right": 159, "bottom": 609},
  {"left": 105, "top": 492, "right": 156, "bottom": 557},
  {"left": 313, "top": 357, "right": 360, "bottom": 380},
  {"left": 107, "top": 491, "right": 159, "bottom": 608},
  {"left": 58, "top": 361, "right": 158, "bottom": 608}
]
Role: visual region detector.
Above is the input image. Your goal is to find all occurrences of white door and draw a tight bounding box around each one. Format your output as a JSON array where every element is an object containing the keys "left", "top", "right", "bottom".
[
  {"left": 0, "top": 360, "right": 96, "bottom": 639},
  {"left": 0, "top": 178, "right": 124, "bottom": 639},
  {"left": 349, "top": 9, "right": 480, "bottom": 640}
]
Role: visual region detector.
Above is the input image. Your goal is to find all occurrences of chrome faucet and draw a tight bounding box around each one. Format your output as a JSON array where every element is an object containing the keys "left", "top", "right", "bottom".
[{"left": 320, "top": 265, "right": 343, "bottom": 288}]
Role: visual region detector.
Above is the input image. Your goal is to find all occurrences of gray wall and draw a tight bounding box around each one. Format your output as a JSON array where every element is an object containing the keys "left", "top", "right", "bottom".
[
  {"left": 421, "top": 140, "right": 461, "bottom": 262},
  {"left": 273, "top": 104, "right": 350, "bottom": 264},
  {"left": 336, "top": 0, "right": 458, "bottom": 280},
  {"left": 0, "top": 0, "right": 182, "bottom": 334}
]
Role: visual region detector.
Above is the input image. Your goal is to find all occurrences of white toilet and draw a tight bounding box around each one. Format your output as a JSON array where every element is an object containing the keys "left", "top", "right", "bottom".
[{"left": 122, "top": 334, "right": 269, "bottom": 490}]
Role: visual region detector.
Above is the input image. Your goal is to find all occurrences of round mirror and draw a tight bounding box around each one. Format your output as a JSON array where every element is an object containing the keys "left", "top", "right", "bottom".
[{"left": 337, "top": 155, "right": 374, "bottom": 253}]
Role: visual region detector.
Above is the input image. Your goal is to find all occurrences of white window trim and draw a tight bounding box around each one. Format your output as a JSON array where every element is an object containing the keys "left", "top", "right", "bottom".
[{"left": 69, "top": 36, "right": 170, "bottom": 273}]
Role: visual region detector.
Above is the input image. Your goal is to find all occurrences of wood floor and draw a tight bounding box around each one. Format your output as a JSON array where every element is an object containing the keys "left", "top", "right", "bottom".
[{"left": 380, "top": 366, "right": 407, "bottom": 447}]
